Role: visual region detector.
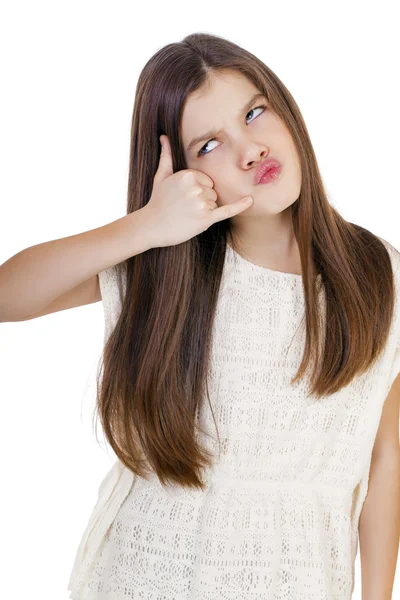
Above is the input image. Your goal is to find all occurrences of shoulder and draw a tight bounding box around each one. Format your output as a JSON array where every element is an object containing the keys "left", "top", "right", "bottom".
[
  {"left": 376, "top": 236, "right": 400, "bottom": 316},
  {"left": 375, "top": 237, "right": 400, "bottom": 388},
  {"left": 376, "top": 236, "right": 400, "bottom": 303},
  {"left": 377, "top": 236, "right": 400, "bottom": 274}
]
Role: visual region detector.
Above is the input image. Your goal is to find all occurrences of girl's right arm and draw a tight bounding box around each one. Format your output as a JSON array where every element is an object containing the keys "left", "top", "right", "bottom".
[
  {"left": 0, "top": 133, "right": 253, "bottom": 323},
  {"left": 0, "top": 207, "right": 156, "bottom": 323}
]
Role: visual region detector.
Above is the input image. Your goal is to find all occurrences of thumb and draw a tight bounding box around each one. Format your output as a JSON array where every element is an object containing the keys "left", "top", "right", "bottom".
[{"left": 154, "top": 135, "right": 174, "bottom": 183}]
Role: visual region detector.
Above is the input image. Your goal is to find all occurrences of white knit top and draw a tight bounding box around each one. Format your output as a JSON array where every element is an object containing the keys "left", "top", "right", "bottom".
[{"left": 67, "top": 238, "right": 400, "bottom": 600}]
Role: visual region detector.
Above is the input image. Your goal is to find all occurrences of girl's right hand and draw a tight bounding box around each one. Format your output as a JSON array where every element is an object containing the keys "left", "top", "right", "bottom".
[{"left": 143, "top": 135, "right": 254, "bottom": 248}]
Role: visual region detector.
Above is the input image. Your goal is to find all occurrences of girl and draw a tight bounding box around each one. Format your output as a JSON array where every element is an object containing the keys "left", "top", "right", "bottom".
[{"left": 2, "top": 32, "right": 399, "bottom": 600}]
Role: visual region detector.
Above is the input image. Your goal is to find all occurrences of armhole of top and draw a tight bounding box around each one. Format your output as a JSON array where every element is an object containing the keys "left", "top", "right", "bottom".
[
  {"left": 379, "top": 236, "right": 400, "bottom": 387},
  {"left": 97, "top": 264, "right": 126, "bottom": 342}
]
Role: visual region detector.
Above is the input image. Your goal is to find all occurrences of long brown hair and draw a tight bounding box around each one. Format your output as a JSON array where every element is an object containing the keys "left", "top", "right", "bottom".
[{"left": 93, "top": 32, "right": 397, "bottom": 491}]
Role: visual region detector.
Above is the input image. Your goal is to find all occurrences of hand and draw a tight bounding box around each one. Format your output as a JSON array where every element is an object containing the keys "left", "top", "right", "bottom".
[{"left": 143, "top": 135, "right": 253, "bottom": 248}]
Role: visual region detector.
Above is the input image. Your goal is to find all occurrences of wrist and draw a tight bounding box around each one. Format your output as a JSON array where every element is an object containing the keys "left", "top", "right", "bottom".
[{"left": 135, "top": 205, "right": 162, "bottom": 250}]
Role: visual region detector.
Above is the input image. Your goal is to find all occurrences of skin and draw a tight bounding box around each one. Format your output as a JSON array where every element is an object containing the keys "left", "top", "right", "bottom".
[{"left": 181, "top": 69, "right": 303, "bottom": 275}]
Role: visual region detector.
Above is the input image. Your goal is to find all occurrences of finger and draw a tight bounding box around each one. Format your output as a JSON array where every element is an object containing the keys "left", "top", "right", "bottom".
[
  {"left": 210, "top": 196, "right": 253, "bottom": 223},
  {"left": 154, "top": 135, "right": 173, "bottom": 182},
  {"left": 191, "top": 169, "right": 215, "bottom": 188}
]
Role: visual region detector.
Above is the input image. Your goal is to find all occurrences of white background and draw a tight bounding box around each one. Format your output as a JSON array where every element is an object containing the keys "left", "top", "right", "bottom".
[{"left": 0, "top": 1, "right": 399, "bottom": 598}]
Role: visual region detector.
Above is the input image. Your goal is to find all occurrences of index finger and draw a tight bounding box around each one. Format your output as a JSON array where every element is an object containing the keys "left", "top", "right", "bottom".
[{"left": 191, "top": 169, "right": 215, "bottom": 188}]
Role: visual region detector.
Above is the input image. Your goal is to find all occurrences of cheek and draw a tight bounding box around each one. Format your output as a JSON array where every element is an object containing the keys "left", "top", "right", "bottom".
[
  {"left": 183, "top": 154, "right": 196, "bottom": 170},
  {"left": 211, "top": 162, "right": 245, "bottom": 206}
]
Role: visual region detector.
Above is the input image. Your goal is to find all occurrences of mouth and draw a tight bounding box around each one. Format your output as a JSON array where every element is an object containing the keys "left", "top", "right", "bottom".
[{"left": 254, "top": 158, "right": 282, "bottom": 185}]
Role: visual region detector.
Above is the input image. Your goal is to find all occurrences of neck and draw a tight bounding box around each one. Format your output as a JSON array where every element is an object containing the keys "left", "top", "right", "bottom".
[{"left": 227, "top": 208, "right": 303, "bottom": 275}]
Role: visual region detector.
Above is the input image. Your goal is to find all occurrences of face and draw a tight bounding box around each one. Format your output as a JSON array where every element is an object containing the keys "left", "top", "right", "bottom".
[{"left": 181, "top": 70, "right": 302, "bottom": 220}]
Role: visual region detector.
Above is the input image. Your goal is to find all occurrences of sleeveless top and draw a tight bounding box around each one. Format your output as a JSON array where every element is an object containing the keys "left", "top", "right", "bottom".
[{"left": 67, "top": 238, "right": 400, "bottom": 600}]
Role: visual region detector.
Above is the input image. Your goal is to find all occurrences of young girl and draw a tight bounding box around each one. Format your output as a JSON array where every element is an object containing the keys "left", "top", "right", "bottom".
[{"left": 2, "top": 33, "right": 399, "bottom": 600}]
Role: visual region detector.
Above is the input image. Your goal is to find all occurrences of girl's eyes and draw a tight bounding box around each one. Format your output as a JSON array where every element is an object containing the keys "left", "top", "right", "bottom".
[{"left": 197, "top": 105, "right": 267, "bottom": 157}]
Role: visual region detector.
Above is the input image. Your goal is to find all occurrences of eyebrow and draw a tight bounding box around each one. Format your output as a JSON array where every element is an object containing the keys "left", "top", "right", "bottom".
[{"left": 187, "top": 92, "right": 266, "bottom": 153}]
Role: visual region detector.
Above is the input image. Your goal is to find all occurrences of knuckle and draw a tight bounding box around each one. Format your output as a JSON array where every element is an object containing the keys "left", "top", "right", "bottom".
[
  {"left": 225, "top": 204, "right": 233, "bottom": 216},
  {"left": 199, "top": 199, "right": 208, "bottom": 211},
  {"left": 182, "top": 170, "right": 196, "bottom": 183}
]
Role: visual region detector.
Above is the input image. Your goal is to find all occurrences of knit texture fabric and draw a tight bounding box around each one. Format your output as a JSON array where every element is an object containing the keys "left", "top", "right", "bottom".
[{"left": 67, "top": 238, "right": 400, "bottom": 600}]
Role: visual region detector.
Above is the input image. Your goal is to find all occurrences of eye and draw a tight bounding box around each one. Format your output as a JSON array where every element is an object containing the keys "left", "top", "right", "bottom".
[{"left": 197, "top": 105, "right": 267, "bottom": 157}]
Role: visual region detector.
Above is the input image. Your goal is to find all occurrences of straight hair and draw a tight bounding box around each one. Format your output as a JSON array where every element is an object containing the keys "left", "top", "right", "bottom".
[{"left": 93, "top": 32, "right": 396, "bottom": 491}]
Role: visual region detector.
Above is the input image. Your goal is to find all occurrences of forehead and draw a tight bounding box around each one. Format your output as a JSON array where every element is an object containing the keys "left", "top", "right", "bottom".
[
  {"left": 183, "top": 71, "right": 259, "bottom": 116},
  {"left": 181, "top": 71, "right": 262, "bottom": 147}
]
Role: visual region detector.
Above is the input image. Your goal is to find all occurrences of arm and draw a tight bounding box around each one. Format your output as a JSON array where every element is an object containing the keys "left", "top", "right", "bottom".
[
  {"left": 358, "top": 374, "right": 400, "bottom": 600},
  {"left": 0, "top": 207, "right": 155, "bottom": 322}
]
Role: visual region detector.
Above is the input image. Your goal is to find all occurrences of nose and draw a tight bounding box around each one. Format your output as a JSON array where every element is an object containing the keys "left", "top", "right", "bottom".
[{"left": 244, "top": 148, "right": 269, "bottom": 170}]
